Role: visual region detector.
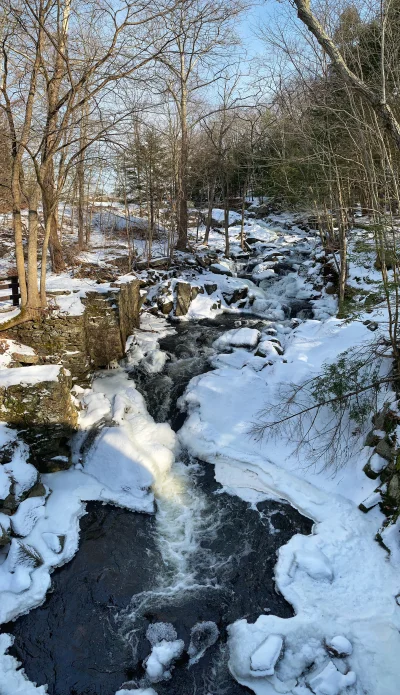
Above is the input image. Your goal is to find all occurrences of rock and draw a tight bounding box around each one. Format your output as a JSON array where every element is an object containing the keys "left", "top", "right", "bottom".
[
  {"left": 175, "top": 281, "right": 192, "bottom": 316},
  {"left": 0, "top": 514, "right": 10, "bottom": 546},
  {"left": 0, "top": 366, "right": 77, "bottom": 428},
  {"left": 10, "top": 352, "right": 39, "bottom": 366},
  {"left": 210, "top": 263, "right": 233, "bottom": 277},
  {"left": 188, "top": 621, "right": 219, "bottom": 665},
  {"left": 359, "top": 489, "right": 382, "bottom": 513},
  {"left": 222, "top": 286, "right": 248, "bottom": 305},
  {"left": 204, "top": 282, "right": 217, "bottom": 295},
  {"left": 363, "top": 453, "right": 386, "bottom": 480},
  {"left": 191, "top": 286, "right": 203, "bottom": 300},
  {"left": 375, "top": 439, "right": 395, "bottom": 461},
  {"left": 364, "top": 430, "right": 381, "bottom": 448},
  {"left": 160, "top": 300, "right": 173, "bottom": 315},
  {"left": 20, "top": 425, "right": 75, "bottom": 473}
]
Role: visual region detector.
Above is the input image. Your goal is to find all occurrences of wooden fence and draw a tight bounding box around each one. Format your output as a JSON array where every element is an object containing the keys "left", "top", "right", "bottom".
[{"left": 0, "top": 275, "right": 20, "bottom": 306}]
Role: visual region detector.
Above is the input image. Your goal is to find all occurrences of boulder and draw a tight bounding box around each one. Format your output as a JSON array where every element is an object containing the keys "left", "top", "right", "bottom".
[
  {"left": 175, "top": 281, "right": 192, "bottom": 316},
  {"left": 0, "top": 366, "right": 77, "bottom": 428},
  {"left": 204, "top": 282, "right": 217, "bottom": 295},
  {"left": 210, "top": 263, "right": 233, "bottom": 277}
]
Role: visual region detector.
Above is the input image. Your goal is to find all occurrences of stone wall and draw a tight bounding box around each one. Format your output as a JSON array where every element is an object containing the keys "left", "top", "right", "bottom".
[{"left": 6, "top": 278, "right": 141, "bottom": 382}]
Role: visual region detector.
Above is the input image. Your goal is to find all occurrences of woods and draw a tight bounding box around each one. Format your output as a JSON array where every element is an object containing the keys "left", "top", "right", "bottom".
[{"left": 1, "top": 0, "right": 400, "bottom": 331}]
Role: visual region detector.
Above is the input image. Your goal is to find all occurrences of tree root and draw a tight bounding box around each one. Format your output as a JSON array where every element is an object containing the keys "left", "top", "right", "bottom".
[{"left": 0, "top": 307, "right": 44, "bottom": 332}]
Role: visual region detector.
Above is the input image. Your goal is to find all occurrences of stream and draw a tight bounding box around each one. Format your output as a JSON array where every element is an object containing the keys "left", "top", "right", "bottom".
[{"left": 6, "top": 305, "right": 313, "bottom": 695}]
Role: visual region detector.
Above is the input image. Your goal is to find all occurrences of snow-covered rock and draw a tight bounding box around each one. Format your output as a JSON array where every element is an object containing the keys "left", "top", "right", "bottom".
[
  {"left": 326, "top": 635, "right": 353, "bottom": 658},
  {"left": 307, "top": 659, "right": 356, "bottom": 695},
  {"left": 213, "top": 328, "right": 261, "bottom": 351},
  {"left": 250, "top": 634, "right": 283, "bottom": 676}
]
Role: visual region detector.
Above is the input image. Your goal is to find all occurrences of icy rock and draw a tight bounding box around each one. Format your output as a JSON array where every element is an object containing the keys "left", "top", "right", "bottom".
[
  {"left": 10, "top": 496, "right": 45, "bottom": 537},
  {"left": 188, "top": 621, "right": 219, "bottom": 665},
  {"left": 213, "top": 328, "right": 261, "bottom": 351},
  {"left": 144, "top": 638, "right": 184, "bottom": 682},
  {"left": 326, "top": 636, "right": 353, "bottom": 658},
  {"left": 292, "top": 548, "right": 333, "bottom": 582},
  {"left": 307, "top": 660, "right": 356, "bottom": 695},
  {"left": 146, "top": 622, "right": 177, "bottom": 646},
  {"left": 250, "top": 634, "right": 283, "bottom": 676}
]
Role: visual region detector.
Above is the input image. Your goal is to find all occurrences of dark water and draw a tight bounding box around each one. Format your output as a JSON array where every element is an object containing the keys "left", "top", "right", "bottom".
[
  {"left": 7, "top": 465, "right": 311, "bottom": 695},
  {"left": 6, "top": 314, "right": 313, "bottom": 695}
]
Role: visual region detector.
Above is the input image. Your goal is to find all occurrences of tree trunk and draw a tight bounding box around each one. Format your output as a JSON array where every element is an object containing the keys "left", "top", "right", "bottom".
[
  {"left": 224, "top": 193, "right": 230, "bottom": 257},
  {"left": 77, "top": 155, "right": 85, "bottom": 250},
  {"left": 176, "top": 84, "right": 188, "bottom": 250},
  {"left": 204, "top": 179, "right": 216, "bottom": 245},
  {"left": 11, "top": 171, "right": 27, "bottom": 307},
  {"left": 42, "top": 166, "right": 65, "bottom": 272},
  {"left": 27, "top": 185, "right": 41, "bottom": 309}
]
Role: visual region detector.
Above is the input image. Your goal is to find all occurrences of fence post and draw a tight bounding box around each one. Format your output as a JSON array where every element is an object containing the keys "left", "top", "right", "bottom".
[{"left": 10, "top": 276, "right": 19, "bottom": 306}]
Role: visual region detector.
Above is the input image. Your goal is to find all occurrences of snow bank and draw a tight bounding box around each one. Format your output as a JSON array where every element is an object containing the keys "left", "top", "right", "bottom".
[{"left": 178, "top": 315, "right": 400, "bottom": 694}]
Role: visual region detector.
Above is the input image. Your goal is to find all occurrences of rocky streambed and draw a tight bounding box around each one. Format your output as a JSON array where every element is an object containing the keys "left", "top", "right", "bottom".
[{"left": 5, "top": 311, "right": 313, "bottom": 695}]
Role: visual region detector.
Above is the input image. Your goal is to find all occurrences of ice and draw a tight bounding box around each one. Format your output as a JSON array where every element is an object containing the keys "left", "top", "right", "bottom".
[
  {"left": 144, "top": 638, "right": 185, "bottom": 682},
  {"left": 188, "top": 621, "right": 219, "bottom": 665},
  {"left": 10, "top": 497, "right": 46, "bottom": 537},
  {"left": 146, "top": 622, "right": 177, "bottom": 646},
  {"left": 307, "top": 660, "right": 356, "bottom": 695},
  {"left": 213, "top": 327, "right": 261, "bottom": 350},
  {"left": 250, "top": 634, "right": 283, "bottom": 676},
  {"left": 326, "top": 636, "right": 352, "bottom": 657},
  {"left": 116, "top": 690, "right": 158, "bottom": 695}
]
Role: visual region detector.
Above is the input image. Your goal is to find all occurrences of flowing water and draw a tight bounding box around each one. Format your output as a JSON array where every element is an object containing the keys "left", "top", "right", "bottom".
[{"left": 6, "top": 313, "right": 313, "bottom": 695}]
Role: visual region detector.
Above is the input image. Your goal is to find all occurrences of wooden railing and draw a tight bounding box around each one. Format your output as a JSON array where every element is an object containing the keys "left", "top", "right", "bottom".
[{"left": 0, "top": 275, "right": 20, "bottom": 306}]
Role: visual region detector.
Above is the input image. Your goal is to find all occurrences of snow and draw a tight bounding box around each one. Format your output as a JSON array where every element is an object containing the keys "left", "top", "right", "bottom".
[
  {"left": 10, "top": 497, "right": 46, "bottom": 537},
  {"left": 0, "top": 634, "right": 46, "bottom": 694},
  {"left": 0, "top": 339, "right": 37, "bottom": 369},
  {"left": 307, "top": 660, "right": 356, "bottom": 695},
  {"left": 250, "top": 635, "right": 283, "bottom": 676},
  {"left": 178, "top": 311, "right": 400, "bottom": 693},
  {"left": 368, "top": 453, "right": 386, "bottom": 474},
  {"left": 0, "top": 364, "right": 61, "bottom": 387},
  {"left": 144, "top": 638, "right": 184, "bottom": 682},
  {"left": 213, "top": 327, "right": 261, "bottom": 350},
  {"left": 326, "top": 636, "right": 353, "bottom": 657}
]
